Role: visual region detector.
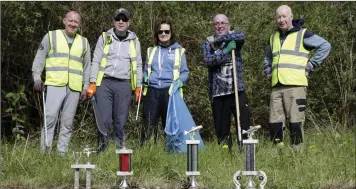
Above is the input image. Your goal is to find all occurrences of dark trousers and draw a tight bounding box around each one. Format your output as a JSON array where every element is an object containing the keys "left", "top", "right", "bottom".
[
  {"left": 211, "top": 91, "right": 251, "bottom": 145},
  {"left": 141, "top": 87, "right": 170, "bottom": 145},
  {"left": 270, "top": 122, "right": 303, "bottom": 145},
  {"left": 95, "top": 78, "right": 132, "bottom": 151}
]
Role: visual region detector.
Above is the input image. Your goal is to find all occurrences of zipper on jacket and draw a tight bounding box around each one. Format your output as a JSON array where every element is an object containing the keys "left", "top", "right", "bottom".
[
  {"left": 112, "top": 41, "right": 122, "bottom": 76},
  {"left": 158, "top": 47, "right": 162, "bottom": 87},
  {"left": 62, "top": 30, "right": 75, "bottom": 87}
]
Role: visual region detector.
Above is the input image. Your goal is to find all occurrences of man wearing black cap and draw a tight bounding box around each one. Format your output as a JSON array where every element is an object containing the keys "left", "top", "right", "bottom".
[{"left": 88, "top": 8, "right": 143, "bottom": 152}]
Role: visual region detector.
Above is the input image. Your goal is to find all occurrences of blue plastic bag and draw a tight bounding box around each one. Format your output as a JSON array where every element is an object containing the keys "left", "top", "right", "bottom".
[{"left": 165, "top": 82, "right": 204, "bottom": 153}]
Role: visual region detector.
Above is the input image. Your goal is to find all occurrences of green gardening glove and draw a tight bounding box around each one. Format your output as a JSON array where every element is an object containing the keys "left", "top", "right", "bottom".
[
  {"left": 177, "top": 79, "right": 183, "bottom": 88},
  {"left": 225, "top": 40, "right": 236, "bottom": 53},
  {"left": 143, "top": 75, "right": 149, "bottom": 87}
]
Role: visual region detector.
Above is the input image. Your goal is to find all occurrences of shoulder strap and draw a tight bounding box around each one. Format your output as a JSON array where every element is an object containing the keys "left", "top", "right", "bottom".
[{"left": 102, "top": 32, "right": 112, "bottom": 45}]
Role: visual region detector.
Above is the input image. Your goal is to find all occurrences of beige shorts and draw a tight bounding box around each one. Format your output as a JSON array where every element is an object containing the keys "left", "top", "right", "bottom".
[{"left": 269, "top": 86, "right": 307, "bottom": 123}]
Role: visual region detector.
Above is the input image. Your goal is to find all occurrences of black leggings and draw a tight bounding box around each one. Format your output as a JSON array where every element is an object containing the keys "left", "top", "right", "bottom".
[{"left": 140, "top": 87, "right": 170, "bottom": 144}]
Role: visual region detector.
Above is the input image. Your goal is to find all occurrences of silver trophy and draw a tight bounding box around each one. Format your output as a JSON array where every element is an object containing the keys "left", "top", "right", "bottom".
[
  {"left": 185, "top": 125, "right": 203, "bottom": 189},
  {"left": 71, "top": 145, "right": 96, "bottom": 189},
  {"left": 233, "top": 125, "right": 267, "bottom": 189}
]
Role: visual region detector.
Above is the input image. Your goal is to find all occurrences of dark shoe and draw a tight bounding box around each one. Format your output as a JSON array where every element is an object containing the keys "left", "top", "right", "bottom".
[{"left": 97, "top": 143, "right": 108, "bottom": 154}]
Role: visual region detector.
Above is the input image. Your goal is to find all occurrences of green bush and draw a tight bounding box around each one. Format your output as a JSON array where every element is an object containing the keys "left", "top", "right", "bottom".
[{"left": 1, "top": 2, "right": 355, "bottom": 140}]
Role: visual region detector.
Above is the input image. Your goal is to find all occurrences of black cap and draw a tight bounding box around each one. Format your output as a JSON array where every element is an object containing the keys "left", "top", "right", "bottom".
[{"left": 113, "top": 8, "right": 130, "bottom": 20}]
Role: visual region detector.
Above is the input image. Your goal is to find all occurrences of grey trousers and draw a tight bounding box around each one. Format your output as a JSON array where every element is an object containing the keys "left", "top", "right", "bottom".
[
  {"left": 41, "top": 85, "right": 79, "bottom": 153},
  {"left": 95, "top": 78, "right": 132, "bottom": 151}
]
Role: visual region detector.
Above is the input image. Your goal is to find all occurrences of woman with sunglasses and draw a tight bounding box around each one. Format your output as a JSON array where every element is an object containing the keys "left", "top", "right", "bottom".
[{"left": 140, "top": 19, "right": 189, "bottom": 146}]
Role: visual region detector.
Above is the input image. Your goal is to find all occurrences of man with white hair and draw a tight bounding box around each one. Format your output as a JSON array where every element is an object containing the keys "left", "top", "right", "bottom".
[
  {"left": 202, "top": 14, "right": 251, "bottom": 150},
  {"left": 263, "top": 5, "right": 331, "bottom": 152}
]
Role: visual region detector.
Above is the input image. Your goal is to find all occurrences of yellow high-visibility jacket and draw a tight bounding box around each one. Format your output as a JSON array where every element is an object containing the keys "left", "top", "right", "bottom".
[
  {"left": 45, "top": 30, "right": 88, "bottom": 92},
  {"left": 143, "top": 46, "right": 185, "bottom": 97},
  {"left": 270, "top": 28, "right": 310, "bottom": 87},
  {"left": 96, "top": 32, "right": 138, "bottom": 91}
]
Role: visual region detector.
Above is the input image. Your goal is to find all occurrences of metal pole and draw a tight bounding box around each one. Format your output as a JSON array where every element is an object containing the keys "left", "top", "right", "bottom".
[
  {"left": 42, "top": 90, "right": 48, "bottom": 150},
  {"left": 86, "top": 169, "right": 91, "bottom": 189},
  {"left": 232, "top": 49, "right": 242, "bottom": 152},
  {"left": 0, "top": 93, "right": 1, "bottom": 185},
  {"left": 74, "top": 152, "right": 80, "bottom": 189},
  {"left": 135, "top": 85, "right": 143, "bottom": 121}
]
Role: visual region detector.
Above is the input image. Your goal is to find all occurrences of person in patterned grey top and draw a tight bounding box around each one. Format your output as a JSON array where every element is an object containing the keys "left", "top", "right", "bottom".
[{"left": 202, "top": 14, "right": 251, "bottom": 149}]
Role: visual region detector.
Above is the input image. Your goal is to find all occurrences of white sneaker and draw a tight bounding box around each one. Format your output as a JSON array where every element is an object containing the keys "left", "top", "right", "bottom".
[{"left": 292, "top": 144, "right": 303, "bottom": 152}]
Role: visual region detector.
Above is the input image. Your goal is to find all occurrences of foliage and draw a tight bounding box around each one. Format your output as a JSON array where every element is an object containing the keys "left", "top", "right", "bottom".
[
  {"left": 3, "top": 85, "right": 28, "bottom": 141},
  {"left": 1, "top": 2, "right": 355, "bottom": 140}
]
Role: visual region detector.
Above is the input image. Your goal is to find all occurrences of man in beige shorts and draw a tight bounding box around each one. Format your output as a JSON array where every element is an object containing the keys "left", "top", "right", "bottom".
[{"left": 263, "top": 5, "right": 331, "bottom": 152}]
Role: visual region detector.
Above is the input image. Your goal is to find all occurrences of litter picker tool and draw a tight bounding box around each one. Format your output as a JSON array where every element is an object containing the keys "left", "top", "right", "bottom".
[
  {"left": 42, "top": 90, "right": 49, "bottom": 151},
  {"left": 135, "top": 85, "right": 143, "bottom": 121}
]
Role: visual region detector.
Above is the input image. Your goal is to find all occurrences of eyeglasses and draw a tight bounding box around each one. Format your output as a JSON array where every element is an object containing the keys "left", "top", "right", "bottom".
[
  {"left": 115, "top": 16, "right": 129, "bottom": 22},
  {"left": 214, "top": 22, "right": 229, "bottom": 26},
  {"left": 158, "top": 30, "right": 170, "bottom": 35}
]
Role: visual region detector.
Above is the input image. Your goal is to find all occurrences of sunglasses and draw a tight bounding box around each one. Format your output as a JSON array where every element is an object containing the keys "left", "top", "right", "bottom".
[
  {"left": 114, "top": 16, "right": 129, "bottom": 22},
  {"left": 158, "top": 30, "right": 170, "bottom": 35}
]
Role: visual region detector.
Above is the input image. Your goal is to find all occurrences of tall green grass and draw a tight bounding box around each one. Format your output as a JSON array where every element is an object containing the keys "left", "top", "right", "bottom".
[{"left": 1, "top": 129, "right": 355, "bottom": 189}]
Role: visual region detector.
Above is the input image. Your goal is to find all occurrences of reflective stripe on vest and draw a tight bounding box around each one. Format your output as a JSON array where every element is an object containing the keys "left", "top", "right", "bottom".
[
  {"left": 143, "top": 46, "right": 185, "bottom": 97},
  {"left": 270, "top": 29, "right": 310, "bottom": 87},
  {"left": 96, "top": 32, "right": 138, "bottom": 90},
  {"left": 45, "top": 30, "right": 87, "bottom": 92}
]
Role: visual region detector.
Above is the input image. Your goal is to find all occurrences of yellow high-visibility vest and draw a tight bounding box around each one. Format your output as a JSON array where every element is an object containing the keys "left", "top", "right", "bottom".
[
  {"left": 96, "top": 32, "right": 138, "bottom": 90},
  {"left": 270, "top": 29, "right": 310, "bottom": 87},
  {"left": 45, "top": 30, "right": 88, "bottom": 92},
  {"left": 143, "top": 46, "right": 185, "bottom": 97}
]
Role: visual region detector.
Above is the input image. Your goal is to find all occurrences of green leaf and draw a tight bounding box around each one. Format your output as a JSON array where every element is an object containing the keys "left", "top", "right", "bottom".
[
  {"left": 19, "top": 105, "right": 26, "bottom": 110},
  {"left": 17, "top": 118, "right": 25, "bottom": 123},
  {"left": 19, "top": 85, "right": 25, "bottom": 93},
  {"left": 12, "top": 115, "right": 18, "bottom": 121},
  {"left": 12, "top": 95, "right": 20, "bottom": 106},
  {"left": 6, "top": 92, "right": 15, "bottom": 98},
  {"left": 5, "top": 108, "right": 13, "bottom": 112},
  {"left": 15, "top": 123, "right": 24, "bottom": 128},
  {"left": 20, "top": 93, "right": 28, "bottom": 102}
]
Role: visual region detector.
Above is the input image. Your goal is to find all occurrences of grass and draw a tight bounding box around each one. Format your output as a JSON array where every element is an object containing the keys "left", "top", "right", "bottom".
[{"left": 1, "top": 129, "right": 355, "bottom": 189}]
